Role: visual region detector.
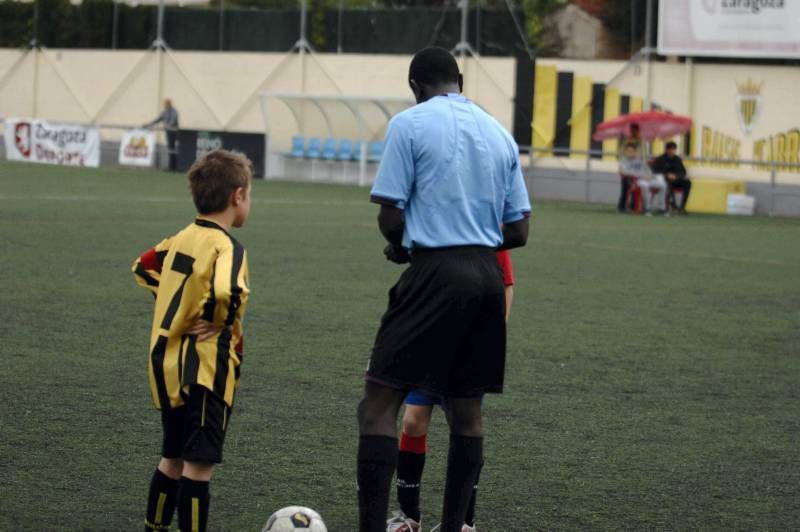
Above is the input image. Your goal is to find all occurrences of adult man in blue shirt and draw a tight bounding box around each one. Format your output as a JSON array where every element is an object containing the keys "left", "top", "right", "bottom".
[{"left": 356, "top": 47, "right": 531, "bottom": 532}]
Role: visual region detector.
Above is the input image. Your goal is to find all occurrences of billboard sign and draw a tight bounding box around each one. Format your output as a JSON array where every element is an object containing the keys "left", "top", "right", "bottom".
[
  {"left": 4, "top": 118, "right": 100, "bottom": 167},
  {"left": 177, "top": 130, "right": 265, "bottom": 177},
  {"left": 658, "top": 0, "right": 800, "bottom": 59},
  {"left": 118, "top": 129, "right": 156, "bottom": 167}
]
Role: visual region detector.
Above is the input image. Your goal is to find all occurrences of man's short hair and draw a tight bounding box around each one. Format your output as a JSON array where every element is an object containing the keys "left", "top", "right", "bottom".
[
  {"left": 624, "top": 142, "right": 638, "bottom": 149},
  {"left": 665, "top": 141, "right": 678, "bottom": 150},
  {"left": 409, "top": 47, "right": 460, "bottom": 87},
  {"left": 187, "top": 150, "right": 252, "bottom": 215}
]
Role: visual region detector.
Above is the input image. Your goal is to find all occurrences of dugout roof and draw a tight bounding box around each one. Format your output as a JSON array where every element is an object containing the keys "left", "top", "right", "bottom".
[{"left": 258, "top": 92, "right": 413, "bottom": 143}]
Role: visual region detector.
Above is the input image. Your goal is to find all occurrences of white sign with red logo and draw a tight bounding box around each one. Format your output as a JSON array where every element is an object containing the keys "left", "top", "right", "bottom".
[
  {"left": 4, "top": 118, "right": 101, "bottom": 167},
  {"left": 658, "top": 0, "right": 800, "bottom": 59},
  {"left": 118, "top": 129, "right": 156, "bottom": 167}
]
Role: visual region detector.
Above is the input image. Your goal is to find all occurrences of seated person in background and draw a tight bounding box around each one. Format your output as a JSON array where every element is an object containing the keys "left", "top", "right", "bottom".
[
  {"left": 622, "top": 123, "right": 645, "bottom": 158},
  {"left": 618, "top": 142, "right": 666, "bottom": 215},
  {"left": 651, "top": 141, "right": 692, "bottom": 213}
]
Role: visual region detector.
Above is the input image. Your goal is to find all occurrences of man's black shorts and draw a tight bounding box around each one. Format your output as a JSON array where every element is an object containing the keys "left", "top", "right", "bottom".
[
  {"left": 367, "top": 246, "right": 506, "bottom": 397},
  {"left": 160, "top": 386, "right": 231, "bottom": 464}
]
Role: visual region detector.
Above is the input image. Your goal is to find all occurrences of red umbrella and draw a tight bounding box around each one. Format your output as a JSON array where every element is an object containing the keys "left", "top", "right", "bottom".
[{"left": 592, "top": 110, "right": 692, "bottom": 141}]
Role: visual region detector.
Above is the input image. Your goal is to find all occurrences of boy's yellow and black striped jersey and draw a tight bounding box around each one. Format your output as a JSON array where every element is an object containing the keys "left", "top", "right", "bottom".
[{"left": 132, "top": 218, "right": 249, "bottom": 410}]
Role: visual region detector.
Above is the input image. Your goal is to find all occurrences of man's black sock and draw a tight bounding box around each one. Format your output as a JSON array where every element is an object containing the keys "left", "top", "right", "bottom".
[
  {"left": 357, "top": 435, "right": 398, "bottom": 532},
  {"left": 440, "top": 435, "right": 483, "bottom": 532},
  {"left": 144, "top": 469, "right": 179, "bottom": 531},
  {"left": 463, "top": 464, "right": 483, "bottom": 526},
  {"left": 177, "top": 476, "right": 210, "bottom": 532}
]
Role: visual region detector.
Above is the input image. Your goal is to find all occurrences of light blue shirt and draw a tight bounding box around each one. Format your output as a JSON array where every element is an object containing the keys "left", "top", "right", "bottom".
[{"left": 371, "top": 94, "right": 531, "bottom": 249}]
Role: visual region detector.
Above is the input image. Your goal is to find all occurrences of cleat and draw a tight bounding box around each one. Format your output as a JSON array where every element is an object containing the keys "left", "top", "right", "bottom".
[
  {"left": 387, "top": 510, "right": 421, "bottom": 532},
  {"left": 429, "top": 523, "right": 475, "bottom": 531}
]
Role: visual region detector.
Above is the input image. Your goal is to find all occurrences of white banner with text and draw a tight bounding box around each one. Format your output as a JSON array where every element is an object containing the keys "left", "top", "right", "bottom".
[
  {"left": 658, "top": 0, "right": 800, "bottom": 59},
  {"left": 4, "top": 118, "right": 100, "bottom": 167}
]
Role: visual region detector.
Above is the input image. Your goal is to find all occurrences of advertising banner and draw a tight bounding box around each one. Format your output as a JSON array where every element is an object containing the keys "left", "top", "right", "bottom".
[
  {"left": 177, "top": 130, "right": 265, "bottom": 177},
  {"left": 118, "top": 129, "right": 156, "bottom": 167},
  {"left": 658, "top": 0, "right": 800, "bottom": 59},
  {"left": 3, "top": 118, "right": 100, "bottom": 167}
]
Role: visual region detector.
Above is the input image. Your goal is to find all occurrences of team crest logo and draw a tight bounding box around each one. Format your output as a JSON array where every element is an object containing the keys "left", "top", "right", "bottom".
[
  {"left": 14, "top": 121, "right": 32, "bottom": 158},
  {"left": 736, "top": 79, "right": 763, "bottom": 135}
]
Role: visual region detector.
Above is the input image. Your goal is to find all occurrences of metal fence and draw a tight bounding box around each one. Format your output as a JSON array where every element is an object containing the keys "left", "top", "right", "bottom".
[
  {"left": 523, "top": 146, "right": 800, "bottom": 217},
  {"left": 0, "top": 121, "right": 176, "bottom": 171}
]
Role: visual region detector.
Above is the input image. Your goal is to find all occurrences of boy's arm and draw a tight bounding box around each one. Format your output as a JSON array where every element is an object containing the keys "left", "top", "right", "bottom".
[
  {"left": 496, "top": 250, "right": 515, "bottom": 320},
  {"left": 189, "top": 246, "right": 249, "bottom": 346},
  {"left": 209, "top": 245, "right": 249, "bottom": 329},
  {"left": 131, "top": 237, "right": 173, "bottom": 296}
]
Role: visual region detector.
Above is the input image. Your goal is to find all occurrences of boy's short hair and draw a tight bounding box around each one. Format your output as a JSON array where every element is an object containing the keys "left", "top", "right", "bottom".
[
  {"left": 624, "top": 142, "right": 638, "bottom": 149},
  {"left": 187, "top": 150, "right": 253, "bottom": 215},
  {"left": 665, "top": 141, "right": 678, "bottom": 150}
]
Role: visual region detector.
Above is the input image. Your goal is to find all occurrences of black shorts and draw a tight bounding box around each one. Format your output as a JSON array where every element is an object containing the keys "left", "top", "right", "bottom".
[
  {"left": 367, "top": 246, "right": 506, "bottom": 397},
  {"left": 161, "top": 386, "right": 232, "bottom": 464}
]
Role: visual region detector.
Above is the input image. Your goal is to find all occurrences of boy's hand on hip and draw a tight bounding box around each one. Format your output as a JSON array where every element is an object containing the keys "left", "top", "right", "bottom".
[{"left": 188, "top": 319, "right": 223, "bottom": 341}]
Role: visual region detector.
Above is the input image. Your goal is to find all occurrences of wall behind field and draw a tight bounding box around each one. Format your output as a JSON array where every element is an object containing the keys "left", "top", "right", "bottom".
[
  {"left": 0, "top": 48, "right": 516, "bottom": 150},
  {"left": 534, "top": 57, "right": 800, "bottom": 183}
]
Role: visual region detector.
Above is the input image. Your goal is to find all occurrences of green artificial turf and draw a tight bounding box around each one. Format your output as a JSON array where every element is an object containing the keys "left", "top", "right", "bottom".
[{"left": 1, "top": 161, "right": 798, "bottom": 530}]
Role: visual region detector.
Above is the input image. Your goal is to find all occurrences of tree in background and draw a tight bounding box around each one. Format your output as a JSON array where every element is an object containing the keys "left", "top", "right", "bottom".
[{"left": 594, "top": 0, "right": 652, "bottom": 54}]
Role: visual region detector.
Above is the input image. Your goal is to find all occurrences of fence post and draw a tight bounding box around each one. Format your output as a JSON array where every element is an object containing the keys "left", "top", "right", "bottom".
[
  {"left": 770, "top": 162, "right": 776, "bottom": 217},
  {"left": 584, "top": 154, "right": 591, "bottom": 203}
]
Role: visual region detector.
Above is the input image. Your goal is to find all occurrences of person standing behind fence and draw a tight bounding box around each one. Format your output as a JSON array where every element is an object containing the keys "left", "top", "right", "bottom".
[{"left": 146, "top": 98, "right": 180, "bottom": 171}]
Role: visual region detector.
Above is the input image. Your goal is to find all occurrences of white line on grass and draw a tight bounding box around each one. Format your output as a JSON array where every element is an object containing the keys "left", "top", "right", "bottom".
[{"left": 0, "top": 194, "right": 371, "bottom": 207}]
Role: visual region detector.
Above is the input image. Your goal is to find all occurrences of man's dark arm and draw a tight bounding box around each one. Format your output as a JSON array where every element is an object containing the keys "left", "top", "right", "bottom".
[
  {"left": 377, "top": 204, "right": 404, "bottom": 246},
  {"left": 144, "top": 111, "right": 165, "bottom": 128},
  {"left": 499, "top": 217, "right": 530, "bottom": 250},
  {"left": 677, "top": 157, "right": 687, "bottom": 179},
  {"left": 377, "top": 204, "right": 409, "bottom": 263}
]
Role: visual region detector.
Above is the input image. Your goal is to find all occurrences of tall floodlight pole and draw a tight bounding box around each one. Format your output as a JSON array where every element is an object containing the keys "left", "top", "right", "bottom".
[
  {"left": 644, "top": 0, "right": 654, "bottom": 109},
  {"left": 219, "top": 0, "right": 225, "bottom": 51},
  {"left": 337, "top": 0, "right": 344, "bottom": 53},
  {"left": 31, "top": 0, "right": 39, "bottom": 48},
  {"left": 294, "top": 0, "right": 312, "bottom": 51},
  {"left": 455, "top": 0, "right": 472, "bottom": 57},
  {"left": 154, "top": 0, "right": 167, "bottom": 49},
  {"left": 112, "top": 0, "right": 119, "bottom": 50}
]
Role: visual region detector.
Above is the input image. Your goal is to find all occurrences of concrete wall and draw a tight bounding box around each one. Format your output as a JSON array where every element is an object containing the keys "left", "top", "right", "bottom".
[
  {"left": 526, "top": 161, "right": 800, "bottom": 218},
  {"left": 536, "top": 57, "right": 800, "bottom": 183},
  {"left": 0, "top": 48, "right": 515, "bottom": 151}
]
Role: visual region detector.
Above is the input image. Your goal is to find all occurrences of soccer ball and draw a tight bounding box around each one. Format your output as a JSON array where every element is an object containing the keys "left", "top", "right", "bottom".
[{"left": 262, "top": 506, "right": 327, "bottom": 532}]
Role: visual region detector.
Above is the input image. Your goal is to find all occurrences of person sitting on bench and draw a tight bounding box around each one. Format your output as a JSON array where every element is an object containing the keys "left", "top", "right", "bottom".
[
  {"left": 651, "top": 141, "right": 691, "bottom": 214},
  {"left": 618, "top": 142, "right": 666, "bottom": 215}
]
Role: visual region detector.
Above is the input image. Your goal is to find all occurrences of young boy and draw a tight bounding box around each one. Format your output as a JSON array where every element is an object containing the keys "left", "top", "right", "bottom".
[
  {"left": 387, "top": 250, "right": 516, "bottom": 532},
  {"left": 132, "top": 149, "right": 252, "bottom": 532}
]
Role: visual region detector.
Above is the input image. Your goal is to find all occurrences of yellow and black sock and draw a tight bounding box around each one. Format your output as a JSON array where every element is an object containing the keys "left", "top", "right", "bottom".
[
  {"left": 177, "top": 476, "right": 210, "bottom": 532},
  {"left": 144, "top": 469, "right": 179, "bottom": 531}
]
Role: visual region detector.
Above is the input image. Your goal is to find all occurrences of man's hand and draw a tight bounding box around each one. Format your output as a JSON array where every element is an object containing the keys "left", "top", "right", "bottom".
[
  {"left": 188, "top": 319, "right": 223, "bottom": 341},
  {"left": 384, "top": 244, "right": 410, "bottom": 264}
]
